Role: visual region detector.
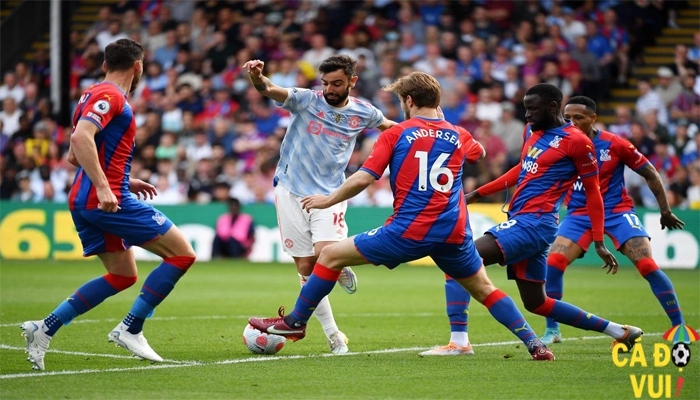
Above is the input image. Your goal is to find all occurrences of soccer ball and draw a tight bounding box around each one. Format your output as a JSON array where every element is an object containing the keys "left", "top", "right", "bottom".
[
  {"left": 671, "top": 342, "right": 691, "bottom": 368},
  {"left": 242, "top": 324, "right": 286, "bottom": 355}
]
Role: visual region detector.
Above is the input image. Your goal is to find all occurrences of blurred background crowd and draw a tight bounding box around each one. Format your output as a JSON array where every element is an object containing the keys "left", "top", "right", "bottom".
[{"left": 1, "top": 0, "right": 699, "bottom": 209}]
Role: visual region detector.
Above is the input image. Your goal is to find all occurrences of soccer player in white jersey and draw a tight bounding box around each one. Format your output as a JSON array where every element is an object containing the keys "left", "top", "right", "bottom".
[{"left": 243, "top": 55, "right": 396, "bottom": 353}]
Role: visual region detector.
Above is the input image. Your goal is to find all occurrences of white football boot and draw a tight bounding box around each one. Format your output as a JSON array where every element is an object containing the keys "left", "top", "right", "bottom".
[
  {"left": 20, "top": 320, "right": 52, "bottom": 370},
  {"left": 337, "top": 267, "right": 358, "bottom": 294},
  {"left": 328, "top": 331, "right": 349, "bottom": 354},
  {"left": 108, "top": 323, "right": 163, "bottom": 362}
]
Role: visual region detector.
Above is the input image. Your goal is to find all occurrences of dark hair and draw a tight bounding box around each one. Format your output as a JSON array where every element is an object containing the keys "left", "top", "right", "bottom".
[
  {"left": 567, "top": 96, "right": 597, "bottom": 113},
  {"left": 104, "top": 38, "right": 144, "bottom": 72},
  {"left": 228, "top": 197, "right": 241, "bottom": 207},
  {"left": 319, "top": 54, "right": 357, "bottom": 78},
  {"left": 525, "top": 83, "right": 563, "bottom": 106}
]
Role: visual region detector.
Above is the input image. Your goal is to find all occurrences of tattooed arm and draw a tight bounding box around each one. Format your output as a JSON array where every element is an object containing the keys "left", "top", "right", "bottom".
[{"left": 635, "top": 163, "right": 685, "bottom": 230}]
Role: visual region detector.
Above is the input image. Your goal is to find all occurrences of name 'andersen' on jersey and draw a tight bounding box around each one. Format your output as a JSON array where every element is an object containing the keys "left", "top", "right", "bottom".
[{"left": 360, "top": 117, "right": 485, "bottom": 244}]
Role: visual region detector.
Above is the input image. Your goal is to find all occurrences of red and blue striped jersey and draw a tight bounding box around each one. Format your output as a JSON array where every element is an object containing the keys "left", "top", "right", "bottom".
[
  {"left": 68, "top": 82, "right": 136, "bottom": 211},
  {"left": 566, "top": 130, "right": 649, "bottom": 215},
  {"left": 361, "top": 117, "right": 485, "bottom": 243},
  {"left": 508, "top": 123, "right": 598, "bottom": 216}
]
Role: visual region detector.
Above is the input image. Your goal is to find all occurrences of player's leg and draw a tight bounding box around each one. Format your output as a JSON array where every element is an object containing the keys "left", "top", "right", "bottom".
[
  {"left": 107, "top": 223, "right": 195, "bottom": 362},
  {"left": 619, "top": 232, "right": 684, "bottom": 327},
  {"left": 21, "top": 211, "right": 138, "bottom": 370},
  {"left": 248, "top": 236, "right": 368, "bottom": 341},
  {"left": 419, "top": 275, "right": 473, "bottom": 356},
  {"left": 433, "top": 241, "right": 553, "bottom": 360},
  {"left": 543, "top": 234, "right": 586, "bottom": 344},
  {"left": 517, "top": 275, "right": 643, "bottom": 351},
  {"left": 474, "top": 233, "right": 505, "bottom": 266},
  {"left": 276, "top": 185, "right": 354, "bottom": 352}
]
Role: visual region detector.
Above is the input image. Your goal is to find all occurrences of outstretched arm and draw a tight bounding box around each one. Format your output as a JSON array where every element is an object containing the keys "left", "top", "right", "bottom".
[
  {"left": 243, "top": 59, "right": 289, "bottom": 104},
  {"left": 301, "top": 170, "right": 376, "bottom": 211},
  {"left": 635, "top": 163, "right": 685, "bottom": 230},
  {"left": 466, "top": 163, "right": 520, "bottom": 204}
]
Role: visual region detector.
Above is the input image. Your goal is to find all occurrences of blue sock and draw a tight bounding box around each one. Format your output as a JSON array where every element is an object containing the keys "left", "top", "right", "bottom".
[
  {"left": 545, "top": 267, "right": 564, "bottom": 330},
  {"left": 124, "top": 260, "right": 187, "bottom": 334},
  {"left": 483, "top": 290, "right": 542, "bottom": 352},
  {"left": 287, "top": 263, "right": 341, "bottom": 326},
  {"left": 445, "top": 278, "right": 470, "bottom": 333},
  {"left": 645, "top": 270, "right": 684, "bottom": 326},
  {"left": 44, "top": 276, "right": 121, "bottom": 336},
  {"left": 535, "top": 298, "right": 610, "bottom": 332},
  {"left": 636, "top": 259, "right": 684, "bottom": 326}
]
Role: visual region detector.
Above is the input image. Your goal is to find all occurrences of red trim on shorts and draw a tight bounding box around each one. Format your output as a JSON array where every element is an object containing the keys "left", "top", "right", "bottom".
[
  {"left": 104, "top": 232, "right": 125, "bottom": 253},
  {"left": 532, "top": 297, "right": 556, "bottom": 316},
  {"left": 482, "top": 289, "right": 508, "bottom": 309},
  {"left": 312, "top": 263, "right": 342, "bottom": 281},
  {"left": 492, "top": 236, "right": 506, "bottom": 266}
]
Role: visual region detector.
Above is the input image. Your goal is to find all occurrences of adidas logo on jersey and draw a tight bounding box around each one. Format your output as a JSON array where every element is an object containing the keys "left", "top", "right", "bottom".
[
  {"left": 549, "top": 136, "right": 562, "bottom": 148},
  {"left": 600, "top": 149, "right": 612, "bottom": 162}
]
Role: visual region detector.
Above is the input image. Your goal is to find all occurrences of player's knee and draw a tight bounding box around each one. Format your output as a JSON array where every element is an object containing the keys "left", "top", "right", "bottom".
[
  {"left": 547, "top": 253, "right": 570, "bottom": 272},
  {"left": 164, "top": 255, "right": 196, "bottom": 272},
  {"left": 634, "top": 258, "right": 659, "bottom": 277},
  {"left": 103, "top": 273, "right": 138, "bottom": 291}
]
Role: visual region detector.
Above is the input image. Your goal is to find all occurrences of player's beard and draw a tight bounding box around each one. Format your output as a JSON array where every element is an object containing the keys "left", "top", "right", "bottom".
[
  {"left": 129, "top": 70, "right": 142, "bottom": 94},
  {"left": 323, "top": 85, "right": 350, "bottom": 107}
]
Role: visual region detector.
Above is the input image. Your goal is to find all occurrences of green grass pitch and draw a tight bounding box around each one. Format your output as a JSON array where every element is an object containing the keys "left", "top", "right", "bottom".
[{"left": 1, "top": 260, "right": 698, "bottom": 399}]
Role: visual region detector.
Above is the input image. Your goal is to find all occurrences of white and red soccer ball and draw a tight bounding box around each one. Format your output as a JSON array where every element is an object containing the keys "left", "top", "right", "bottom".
[{"left": 242, "top": 324, "right": 286, "bottom": 355}]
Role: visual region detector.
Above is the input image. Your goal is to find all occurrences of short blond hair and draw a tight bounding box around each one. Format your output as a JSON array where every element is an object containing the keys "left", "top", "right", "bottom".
[{"left": 382, "top": 71, "right": 441, "bottom": 108}]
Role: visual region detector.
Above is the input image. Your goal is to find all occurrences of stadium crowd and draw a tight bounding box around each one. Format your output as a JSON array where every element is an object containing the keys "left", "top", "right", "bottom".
[{"left": 1, "top": 0, "right": 699, "bottom": 208}]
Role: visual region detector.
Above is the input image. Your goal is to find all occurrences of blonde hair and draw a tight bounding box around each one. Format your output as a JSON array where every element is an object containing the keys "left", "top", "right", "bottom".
[{"left": 382, "top": 71, "right": 441, "bottom": 108}]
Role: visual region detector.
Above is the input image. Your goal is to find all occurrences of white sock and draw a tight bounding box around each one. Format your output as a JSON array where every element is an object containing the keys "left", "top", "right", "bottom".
[
  {"left": 450, "top": 331, "right": 469, "bottom": 347},
  {"left": 603, "top": 322, "right": 627, "bottom": 339},
  {"left": 300, "top": 275, "right": 339, "bottom": 338}
]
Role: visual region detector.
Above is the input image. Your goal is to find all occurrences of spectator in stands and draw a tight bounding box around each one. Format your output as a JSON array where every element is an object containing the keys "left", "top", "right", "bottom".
[
  {"left": 0, "top": 98, "right": 22, "bottom": 139},
  {"left": 669, "top": 45, "right": 700, "bottom": 78},
  {"left": 674, "top": 120, "right": 692, "bottom": 161},
  {"left": 671, "top": 75, "right": 700, "bottom": 121},
  {"left": 302, "top": 34, "right": 335, "bottom": 71},
  {"left": 81, "top": 5, "right": 112, "bottom": 48},
  {"left": 0, "top": 72, "right": 25, "bottom": 103},
  {"left": 642, "top": 111, "right": 670, "bottom": 144},
  {"left": 492, "top": 101, "right": 525, "bottom": 161},
  {"left": 561, "top": 7, "right": 586, "bottom": 44},
  {"left": 571, "top": 36, "right": 601, "bottom": 101},
  {"left": 474, "top": 87, "right": 502, "bottom": 124},
  {"left": 601, "top": 8, "right": 630, "bottom": 85},
  {"left": 609, "top": 105, "right": 632, "bottom": 137},
  {"left": 212, "top": 197, "right": 255, "bottom": 258},
  {"left": 636, "top": 78, "right": 668, "bottom": 125},
  {"left": 655, "top": 67, "right": 683, "bottom": 109},
  {"left": 154, "top": 30, "right": 180, "bottom": 69},
  {"left": 413, "top": 43, "right": 449, "bottom": 76},
  {"left": 686, "top": 165, "right": 700, "bottom": 209},
  {"left": 398, "top": 32, "right": 425, "bottom": 64},
  {"left": 629, "top": 120, "right": 656, "bottom": 158},
  {"left": 96, "top": 18, "right": 128, "bottom": 52}
]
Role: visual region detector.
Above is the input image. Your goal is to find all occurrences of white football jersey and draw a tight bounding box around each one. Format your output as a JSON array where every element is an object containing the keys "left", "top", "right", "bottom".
[{"left": 274, "top": 88, "right": 384, "bottom": 196}]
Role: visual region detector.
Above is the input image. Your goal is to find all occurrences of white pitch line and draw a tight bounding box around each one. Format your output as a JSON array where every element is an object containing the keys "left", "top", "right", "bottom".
[
  {"left": 0, "top": 332, "right": 663, "bottom": 380},
  {"left": 1, "top": 312, "right": 693, "bottom": 328},
  {"left": 0, "top": 344, "right": 189, "bottom": 364}
]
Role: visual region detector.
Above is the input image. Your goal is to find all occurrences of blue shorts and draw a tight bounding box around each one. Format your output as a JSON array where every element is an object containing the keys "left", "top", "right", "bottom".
[
  {"left": 354, "top": 226, "right": 483, "bottom": 279},
  {"left": 485, "top": 213, "right": 559, "bottom": 282},
  {"left": 71, "top": 197, "right": 173, "bottom": 257},
  {"left": 558, "top": 212, "right": 650, "bottom": 253}
]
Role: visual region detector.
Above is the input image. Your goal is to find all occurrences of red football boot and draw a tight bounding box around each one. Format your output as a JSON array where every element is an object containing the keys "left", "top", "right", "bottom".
[{"left": 248, "top": 306, "right": 307, "bottom": 342}]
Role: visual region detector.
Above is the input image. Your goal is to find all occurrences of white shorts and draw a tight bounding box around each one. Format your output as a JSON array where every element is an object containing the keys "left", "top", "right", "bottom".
[{"left": 275, "top": 184, "right": 349, "bottom": 257}]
